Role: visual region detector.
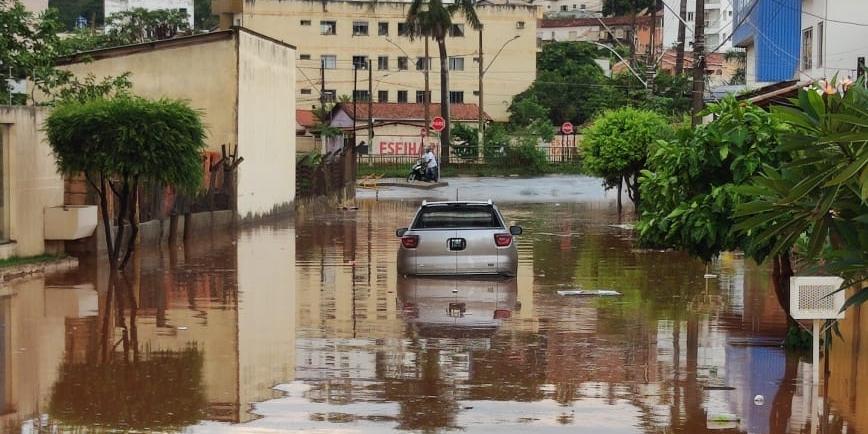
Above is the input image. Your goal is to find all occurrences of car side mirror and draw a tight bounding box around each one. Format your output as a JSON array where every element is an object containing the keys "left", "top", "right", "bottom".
[
  {"left": 396, "top": 228, "right": 408, "bottom": 237},
  {"left": 509, "top": 225, "right": 523, "bottom": 236}
]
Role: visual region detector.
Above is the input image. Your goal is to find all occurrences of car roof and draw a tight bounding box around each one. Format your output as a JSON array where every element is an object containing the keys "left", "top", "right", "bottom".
[{"left": 421, "top": 200, "right": 493, "bottom": 206}]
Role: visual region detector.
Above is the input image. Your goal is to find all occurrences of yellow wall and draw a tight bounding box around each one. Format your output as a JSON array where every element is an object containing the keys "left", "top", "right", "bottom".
[
  {"left": 0, "top": 106, "right": 65, "bottom": 258},
  {"left": 236, "top": 30, "right": 297, "bottom": 218},
  {"left": 215, "top": 0, "right": 539, "bottom": 121},
  {"left": 60, "top": 37, "right": 239, "bottom": 153}
]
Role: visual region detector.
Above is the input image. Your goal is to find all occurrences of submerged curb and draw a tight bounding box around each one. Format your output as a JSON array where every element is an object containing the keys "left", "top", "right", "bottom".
[{"left": 0, "top": 257, "right": 79, "bottom": 282}]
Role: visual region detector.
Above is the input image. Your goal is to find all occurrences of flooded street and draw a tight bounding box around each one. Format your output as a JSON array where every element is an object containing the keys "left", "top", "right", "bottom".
[{"left": 2, "top": 176, "right": 865, "bottom": 433}]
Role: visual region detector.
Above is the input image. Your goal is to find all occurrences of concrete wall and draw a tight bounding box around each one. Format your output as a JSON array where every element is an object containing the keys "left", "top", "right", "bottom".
[
  {"left": 235, "top": 30, "right": 297, "bottom": 219},
  {"left": 0, "top": 107, "right": 65, "bottom": 258},
  {"left": 801, "top": 0, "right": 868, "bottom": 81},
  {"left": 21, "top": 0, "right": 48, "bottom": 12},
  {"left": 59, "top": 35, "right": 239, "bottom": 154},
  {"left": 215, "top": 0, "right": 538, "bottom": 122}
]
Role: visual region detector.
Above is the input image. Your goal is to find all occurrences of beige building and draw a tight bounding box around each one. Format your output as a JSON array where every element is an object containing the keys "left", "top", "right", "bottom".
[
  {"left": 56, "top": 28, "right": 298, "bottom": 220},
  {"left": 0, "top": 106, "right": 66, "bottom": 259},
  {"left": 212, "top": 0, "right": 539, "bottom": 122}
]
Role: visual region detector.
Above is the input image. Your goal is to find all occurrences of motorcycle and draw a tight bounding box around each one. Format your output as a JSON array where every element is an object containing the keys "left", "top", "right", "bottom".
[{"left": 407, "top": 159, "right": 436, "bottom": 182}]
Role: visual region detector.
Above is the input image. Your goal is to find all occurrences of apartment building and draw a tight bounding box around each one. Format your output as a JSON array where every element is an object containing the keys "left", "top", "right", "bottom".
[
  {"left": 541, "top": 0, "right": 602, "bottom": 18},
  {"left": 104, "top": 0, "right": 195, "bottom": 26},
  {"left": 799, "top": 0, "right": 868, "bottom": 82},
  {"left": 662, "top": 0, "right": 734, "bottom": 53},
  {"left": 212, "top": 0, "right": 539, "bottom": 122},
  {"left": 537, "top": 13, "right": 663, "bottom": 58}
]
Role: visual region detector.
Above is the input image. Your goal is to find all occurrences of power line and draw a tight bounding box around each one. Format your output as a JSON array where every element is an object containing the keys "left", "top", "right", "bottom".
[{"left": 767, "top": 0, "right": 868, "bottom": 27}]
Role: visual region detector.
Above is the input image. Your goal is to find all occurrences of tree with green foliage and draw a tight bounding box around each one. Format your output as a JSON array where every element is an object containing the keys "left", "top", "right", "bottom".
[
  {"left": 45, "top": 96, "right": 206, "bottom": 269},
  {"left": 507, "top": 95, "right": 550, "bottom": 128},
  {"left": 602, "top": 0, "right": 656, "bottom": 16},
  {"left": 610, "top": 70, "right": 692, "bottom": 116},
  {"left": 583, "top": 107, "right": 672, "bottom": 211},
  {"left": 104, "top": 8, "right": 191, "bottom": 45},
  {"left": 735, "top": 79, "right": 867, "bottom": 314},
  {"left": 405, "top": 0, "right": 481, "bottom": 167},
  {"left": 193, "top": 0, "right": 218, "bottom": 30},
  {"left": 49, "top": 0, "right": 102, "bottom": 30}
]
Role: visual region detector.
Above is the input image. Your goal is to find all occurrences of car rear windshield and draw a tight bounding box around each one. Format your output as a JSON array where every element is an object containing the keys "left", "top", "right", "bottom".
[{"left": 412, "top": 204, "right": 503, "bottom": 229}]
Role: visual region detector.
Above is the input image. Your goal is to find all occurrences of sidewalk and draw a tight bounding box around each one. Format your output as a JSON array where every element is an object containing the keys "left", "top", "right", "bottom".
[{"left": 356, "top": 177, "right": 449, "bottom": 190}]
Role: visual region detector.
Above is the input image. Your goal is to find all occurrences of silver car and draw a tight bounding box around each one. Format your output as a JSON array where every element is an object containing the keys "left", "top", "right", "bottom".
[{"left": 396, "top": 201, "right": 522, "bottom": 276}]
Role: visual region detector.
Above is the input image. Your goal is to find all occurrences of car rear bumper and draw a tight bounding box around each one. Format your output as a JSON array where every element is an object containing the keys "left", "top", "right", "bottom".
[{"left": 397, "top": 249, "right": 517, "bottom": 276}]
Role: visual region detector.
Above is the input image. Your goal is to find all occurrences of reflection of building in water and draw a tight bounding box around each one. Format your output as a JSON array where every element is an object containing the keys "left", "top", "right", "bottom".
[{"left": 0, "top": 276, "right": 97, "bottom": 431}]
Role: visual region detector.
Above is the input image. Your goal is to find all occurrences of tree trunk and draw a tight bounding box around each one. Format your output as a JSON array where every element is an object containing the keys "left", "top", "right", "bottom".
[
  {"left": 437, "top": 38, "right": 451, "bottom": 167},
  {"left": 771, "top": 251, "right": 796, "bottom": 325},
  {"left": 675, "top": 0, "right": 687, "bottom": 74},
  {"left": 120, "top": 176, "right": 140, "bottom": 269},
  {"left": 617, "top": 177, "right": 623, "bottom": 215},
  {"left": 690, "top": 0, "right": 706, "bottom": 126}
]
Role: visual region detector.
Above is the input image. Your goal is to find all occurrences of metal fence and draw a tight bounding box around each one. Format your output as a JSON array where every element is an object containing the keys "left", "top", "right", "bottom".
[{"left": 357, "top": 145, "right": 580, "bottom": 167}]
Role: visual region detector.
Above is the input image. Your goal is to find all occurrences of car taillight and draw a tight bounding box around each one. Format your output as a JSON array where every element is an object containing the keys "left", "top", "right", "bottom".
[
  {"left": 401, "top": 235, "right": 419, "bottom": 248},
  {"left": 494, "top": 233, "right": 512, "bottom": 247}
]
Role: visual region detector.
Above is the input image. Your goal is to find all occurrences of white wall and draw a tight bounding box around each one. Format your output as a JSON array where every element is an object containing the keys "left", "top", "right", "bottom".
[
  {"left": 801, "top": 0, "right": 868, "bottom": 81},
  {"left": 104, "top": 0, "right": 194, "bottom": 27},
  {"left": 236, "top": 30, "right": 297, "bottom": 219},
  {"left": 663, "top": 0, "right": 733, "bottom": 52}
]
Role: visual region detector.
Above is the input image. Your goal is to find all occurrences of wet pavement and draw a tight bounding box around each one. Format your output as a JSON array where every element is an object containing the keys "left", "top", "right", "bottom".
[{"left": 2, "top": 175, "right": 866, "bottom": 433}]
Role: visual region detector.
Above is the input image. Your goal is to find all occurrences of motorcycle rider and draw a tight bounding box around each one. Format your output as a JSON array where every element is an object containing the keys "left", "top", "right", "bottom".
[{"left": 423, "top": 146, "right": 439, "bottom": 182}]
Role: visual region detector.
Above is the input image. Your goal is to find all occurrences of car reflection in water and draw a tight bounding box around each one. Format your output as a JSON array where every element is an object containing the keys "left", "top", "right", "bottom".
[{"left": 397, "top": 275, "right": 518, "bottom": 338}]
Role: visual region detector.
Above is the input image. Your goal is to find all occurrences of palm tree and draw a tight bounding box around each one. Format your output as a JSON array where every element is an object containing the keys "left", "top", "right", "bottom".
[{"left": 405, "top": 0, "right": 480, "bottom": 167}]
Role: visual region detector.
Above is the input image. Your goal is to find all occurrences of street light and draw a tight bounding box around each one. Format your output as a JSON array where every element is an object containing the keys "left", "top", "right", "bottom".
[
  {"left": 386, "top": 36, "right": 431, "bottom": 148},
  {"left": 587, "top": 41, "right": 648, "bottom": 88},
  {"left": 478, "top": 33, "right": 521, "bottom": 161}
]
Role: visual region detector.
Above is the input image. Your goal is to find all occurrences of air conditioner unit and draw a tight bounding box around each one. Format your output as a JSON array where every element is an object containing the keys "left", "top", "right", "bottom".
[{"left": 790, "top": 276, "right": 845, "bottom": 320}]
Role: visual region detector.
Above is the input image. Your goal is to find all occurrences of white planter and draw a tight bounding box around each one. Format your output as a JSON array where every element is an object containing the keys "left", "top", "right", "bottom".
[{"left": 44, "top": 205, "right": 98, "bottom": 240}]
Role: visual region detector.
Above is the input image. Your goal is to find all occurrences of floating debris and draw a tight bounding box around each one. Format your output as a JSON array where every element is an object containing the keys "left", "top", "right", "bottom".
[
  {"left": 557, "top": 289, "right": 622, "bottom": 297},
  {"left": 704, "top": 273, "right": 718, "bottom": 279},
  {"left": 753, "top": 395, "right": 765, "bottom": 406},
  {"left": 703, "top": 386, "right": 735, "bottom": 391},
  {"left": 177, "top": 326, "right": 188, "bottom": 331}
]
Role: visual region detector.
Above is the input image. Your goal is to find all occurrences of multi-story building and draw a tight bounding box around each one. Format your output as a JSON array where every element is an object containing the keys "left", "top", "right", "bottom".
[
  {"left": 799, "top": 0, "right": 868, "bottom": 82},
  {"left": 541, "top": 0, "right": 602, "bottom": 18},
  {"left": 662, "top": 0, "right": 734, "bottom": 53},
  {"left": 104, "top": 0, "right": 194, "bottom": 27},
  {"left": 212, "top": 0, "right": 539, "bottom": 122},
  {"left": 732, "top": 0, "right": 801, "bottom": 86},
  {"left": 537, "top": 13, "right": 663, "bottom": 59}
]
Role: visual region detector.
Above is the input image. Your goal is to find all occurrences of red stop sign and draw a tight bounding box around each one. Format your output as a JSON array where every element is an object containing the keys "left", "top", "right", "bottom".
[
  {"left": 561, "top": 121, "right": 574, "bottom": 135},
  {"left": 431, "top": 116, "right": 446, "bottom": 132}
]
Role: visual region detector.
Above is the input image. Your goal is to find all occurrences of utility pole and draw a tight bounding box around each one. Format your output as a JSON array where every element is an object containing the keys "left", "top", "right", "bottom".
[
  {"left": 368, "top": 59, "right": 373, "bottom": 147},
  {"left": 675, "top": 0, "right": 687, "bottom": 74},
  {"left": 424, "top": 36, "right": 430, "bottom": 139},
  {"left": 648, "top": 0, "right": 658, "bottom": 92},
  {"left": 690, "top": 0, "right": 706, "bottom": 126},
  {"left": 352, "top": 64, "right": 358, "bottom": 150},
  {"left": 477, "top": 26, "right": 484, "bottom": 162},
  {"left": 320, "top": 58, "right": 326, "bottom": 105}
]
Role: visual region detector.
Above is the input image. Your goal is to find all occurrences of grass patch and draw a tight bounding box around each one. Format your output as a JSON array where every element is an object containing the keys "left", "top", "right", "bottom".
[
  {"left": 0, "top": 254, "right": 67, "bottom": 269},
  {"left": 358, "top": 162, "right": 584, "bottom": 179}
]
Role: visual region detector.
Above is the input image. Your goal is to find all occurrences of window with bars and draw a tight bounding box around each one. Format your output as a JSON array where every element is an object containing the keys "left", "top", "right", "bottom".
[
  {"left": 449, "top": 91, "right": 464, "bottom": 103},
  {"left": 817, "top": 22, "right": 824, "bottom": 67},
  {"left": 320, "top": 21, "right": 336, "bottom": 35},
  {"left": 802, "top": 27, "right": 813, "bottom": 71},
  {"left": 353, "top": 56, "right": 369, "bottom": 69},
  {"left": 353, "top": 21, "right": 369, "bottom": 36},
  {"left": 416, "top": 90, "right": 431, "bottom": 103},
  {"left": 398, "top": 22, "right": 411, "bottom": 36},
  {"left": 378, "top": 56, "right": 389, "bottom": 70},
  {"left": 321, "top": 55, "right": 336, "bottom": 69},
  {"left": 379, "top": 22, "right": 389, "bottom": 36},
  {"left": 378, "top": 90, "right": 388, "bottom": 103},
  {"left": 322, "top": 90, "right": 336, "bottom": 102},
  {"left": 353, "top": 90, "right": 370, "bottom": 102},
  {"left": 416, "top": 57, "right": 430, "bottom": 71},
  {"left": 398, "top": 56, "right": 409, "bottom": 70},
  {"left": 397, "top": 90, "right": 408, "bottom": 103}
]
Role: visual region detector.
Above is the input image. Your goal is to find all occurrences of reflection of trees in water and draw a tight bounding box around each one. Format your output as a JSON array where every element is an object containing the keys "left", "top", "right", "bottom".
[
  {"left": 466, "top": 333, "right": 548, "bottom": 402},
  {"left": 385, "top": 347, "right": 459, "bottom": 432},
  {"left": 49, "top": 345, "right": 206, "bottom": 430}
]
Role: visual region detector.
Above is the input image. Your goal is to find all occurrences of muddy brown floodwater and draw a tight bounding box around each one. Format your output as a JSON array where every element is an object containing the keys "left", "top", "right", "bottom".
[{"left": 1, "top": 176, "right": 865, "bottom": 433}]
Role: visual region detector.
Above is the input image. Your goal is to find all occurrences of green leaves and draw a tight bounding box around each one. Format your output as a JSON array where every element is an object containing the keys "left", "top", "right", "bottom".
[{"left": 45, "top": 96, "right": 207, "bottom": 193}]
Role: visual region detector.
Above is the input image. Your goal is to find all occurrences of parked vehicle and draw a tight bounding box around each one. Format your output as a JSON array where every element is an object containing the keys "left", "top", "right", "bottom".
[
  {"left": 396, "top": 201, "right": 522, "bottom": 276},
  {"left": 407, "top": 158, "right": 436, "bottom": 182}
]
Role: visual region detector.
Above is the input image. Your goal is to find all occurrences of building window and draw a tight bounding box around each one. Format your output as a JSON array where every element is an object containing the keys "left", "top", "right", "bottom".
[
  {"left": 323, "top": 90, "right": 336, "bottom": 103},
  {"left": 178, "top": 7, "right": 187, "bottom": 17},
  {"left": 321, "top": 55, "right": 336, "bottom": 69},
  {"left": 817, "top": 22, "right": 824, "bottom": 67},
  {"left": 687, "top": 12, "right": 694, "bottom": 21},
  {"left": 378, "top": 90, "right": 388, "bottom": 103},
  {"left": 416, "top": 57, "right": 430, "bottom": 71},
  {"left": 449, "top": 91, "right": 464, "bottom": 103},
  {"left": 353, "top": 55, "right": 369, "bottom": 69},
  {"left": 353, "top": 90, "right": 370, "bottom": 102},
  {"left": 581, "top": 3, "right": 586, "bottom": 9},
  {"left": 449, "top": 24, "right": 465, "bottom": 37},
  {"left": 473, "top": 90, "right": 480, "bottom": 96},
  {"left": 299, "top": 54, "right": 311, "bottom": 60},
  {"left": 416, "top": 90, "right": 431, "bottom": 103},
  {"left": 572, "top": 4, "right": 576, "bottom": 8},
  {"left": 378, "top": 22, "right": 389, "bottom": 36},
  {"left": 320, "top": 21, "right": 336, "bottom": 35},
  {"left": 449, "top": 57, "right": 464, "bottom": 71},
  {"left": 301, "top": 88, "right": 312, "bottom": 95},
  {"left": 398, "top": 56, "right": 409, "bottom": 70},
  {"left": 301, "top": 19, "right": 311, "bottom": 26},
  {"left": 378, "top": 56, "right": 389, "bottom": 70},
  {"left": 397, "top": 90, "right": 408, "bottom": 103},
  {"left": 353, "top": 21, "right": 369, "bottom": 36},
  {"left": 560, "top": 5, "right": 567, "bottom": 11},
  {"left": 802, "top": 27, "right": 813, "bottom": 70},
  {"left": 517, "top": 21, "right": 526, "bottom": 29},
  {"left": 398, "top": 22, "right": 411, "bottom": 36}
]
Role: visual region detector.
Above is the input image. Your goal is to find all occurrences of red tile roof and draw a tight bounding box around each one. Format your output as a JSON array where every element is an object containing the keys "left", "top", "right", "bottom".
[
  {"left": 296, "top": 109, "right": 317, "bottom": 128},
  {"left": 337, "top": 102, "right": 490, "bottom": 122}
]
